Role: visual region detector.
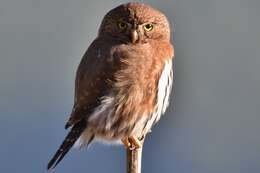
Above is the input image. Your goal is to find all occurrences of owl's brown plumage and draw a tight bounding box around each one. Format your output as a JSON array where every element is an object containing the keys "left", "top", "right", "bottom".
[{"left": 47, "top": 2, "right": 174, "bottom": 169}]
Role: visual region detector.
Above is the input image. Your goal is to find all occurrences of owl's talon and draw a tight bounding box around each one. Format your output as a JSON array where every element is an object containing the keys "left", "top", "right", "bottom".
[
  {"left": 128, "top": 136, "right": 143, "bottom": 149},
  {"left": 129, "top": 145, "right": 136, "bottom": 151},
  {"left": 122, "top": 136, "right": 144, "bottom": 150},
  {"left": 121, "top": 138, "right": 131, "bottom": 149},
  {"left": 138, "top": 134, "right": 145, "bottom": 141}
]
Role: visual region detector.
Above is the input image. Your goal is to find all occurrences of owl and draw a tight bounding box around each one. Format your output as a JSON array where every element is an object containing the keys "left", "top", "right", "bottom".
[{"left": 47, "top": 2, "right": 174, "bottom": 169}]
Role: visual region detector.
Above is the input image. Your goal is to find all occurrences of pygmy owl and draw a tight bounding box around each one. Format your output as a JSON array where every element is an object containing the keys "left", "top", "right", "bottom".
[{"left": 48, "top": 2, "right": 174, "bottom": 169}]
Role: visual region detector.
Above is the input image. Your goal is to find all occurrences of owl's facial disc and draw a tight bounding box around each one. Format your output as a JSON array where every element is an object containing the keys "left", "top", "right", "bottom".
[
  {"left": 129, "top": 23, "right": 153, "bottom": 44},
  {"left": 99, "top": 3, "right": 171, "bottom": 42}
]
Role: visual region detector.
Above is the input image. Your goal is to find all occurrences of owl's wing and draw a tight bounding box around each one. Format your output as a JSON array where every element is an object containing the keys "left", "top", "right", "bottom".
[
  {"left": 47, "top": 38, "right": 117, "bottom": 170},
  {"left": 66, "top": 39, "right": 116, "bottom": 129}
]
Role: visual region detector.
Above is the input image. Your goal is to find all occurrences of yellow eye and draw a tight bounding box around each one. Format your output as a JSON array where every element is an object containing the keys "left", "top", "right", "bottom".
[
  {"left": 117, "top": 21, "right": 127, "bottom": 30},
  {"left": 144, "top": 24, "right": 154, "bottom": 31}
]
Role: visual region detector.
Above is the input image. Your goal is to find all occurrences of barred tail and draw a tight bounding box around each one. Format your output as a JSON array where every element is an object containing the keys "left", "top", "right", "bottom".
[{"left": 47, "top": 120, "right": 91, "bottom": 170}]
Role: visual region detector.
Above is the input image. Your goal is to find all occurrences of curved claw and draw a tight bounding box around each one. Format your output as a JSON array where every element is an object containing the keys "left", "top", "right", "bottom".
[
  {"left": 122, "top": 136, "right": 145, "bottom": 150},
  {"left": 121, "top": 138, "right": 131, "bottom": 149},
  {"left": 128, "top": 136, "right": 143, "bottom": 149}
]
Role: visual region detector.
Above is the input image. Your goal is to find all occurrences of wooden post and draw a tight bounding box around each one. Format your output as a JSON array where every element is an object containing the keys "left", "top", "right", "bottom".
[
  {"left": 126, "top": 138, "right": 144, "bottom": 173},
  {"left": 126, "top": 146, "right": 143, "bottom": 173}
]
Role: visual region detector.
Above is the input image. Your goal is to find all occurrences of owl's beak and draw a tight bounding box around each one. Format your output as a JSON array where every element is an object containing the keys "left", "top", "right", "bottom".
[{"left": 131, "top": 30, "right": 139, "bottom": 44}]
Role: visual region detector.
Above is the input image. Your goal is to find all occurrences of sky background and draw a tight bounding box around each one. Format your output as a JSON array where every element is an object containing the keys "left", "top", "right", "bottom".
[{"left": 0, "top": 0, "right": 260, "bottom": 173}]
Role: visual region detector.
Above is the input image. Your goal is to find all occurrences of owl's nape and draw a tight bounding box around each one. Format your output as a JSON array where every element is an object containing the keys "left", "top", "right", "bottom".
[{"left": 48, "top": 2, "right": 173, "bottom": 170}]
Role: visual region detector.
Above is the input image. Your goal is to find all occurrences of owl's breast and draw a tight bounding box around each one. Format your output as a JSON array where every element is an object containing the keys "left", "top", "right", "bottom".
[{"left": 86, "top": 40, "right": 173, "bottom": 139}]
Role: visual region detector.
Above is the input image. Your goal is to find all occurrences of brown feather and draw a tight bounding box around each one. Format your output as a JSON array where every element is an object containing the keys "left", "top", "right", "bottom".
[{"left": 48, "top": 2, "right": 174, "bottom": 169}]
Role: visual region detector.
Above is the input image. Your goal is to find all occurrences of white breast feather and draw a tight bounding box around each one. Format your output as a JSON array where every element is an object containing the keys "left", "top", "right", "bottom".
[
  {"left": 155, "top": 59, "right": 173, "bottom": 122},
  {"left": 143, "top": 59, "right": 173, "bottom": 135}
]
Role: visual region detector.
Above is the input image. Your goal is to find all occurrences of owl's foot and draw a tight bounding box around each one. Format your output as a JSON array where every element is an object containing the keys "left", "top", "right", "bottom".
[
  {"left": 121, "top": 136, "right": 144, "bottom": 150},
  {"left": 128, "top": 136, "right": 142, "bottom": 149},
  {"left": 122, "top": 138, "right": 131, "bottom": 149}
]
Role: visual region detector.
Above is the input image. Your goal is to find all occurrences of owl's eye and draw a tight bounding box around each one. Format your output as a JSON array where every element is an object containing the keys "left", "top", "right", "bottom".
[
  {"left": 117, "top": 21, "right": 127, "bottom": 30},
  {"left": 143, "top": 24, "right": 154, "bottom": 32}
]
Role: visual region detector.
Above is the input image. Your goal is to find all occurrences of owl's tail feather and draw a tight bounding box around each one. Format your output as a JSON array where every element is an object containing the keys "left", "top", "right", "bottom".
[{"left": 47, "top": 120, "right": 92, "bottom": 170}]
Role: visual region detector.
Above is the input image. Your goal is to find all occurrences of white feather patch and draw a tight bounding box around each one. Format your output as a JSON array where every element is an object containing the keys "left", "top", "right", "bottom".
[
  {"left": 155, "top": 59, "right": 173, "bottom": 122},
  {"left": 143, "top": 59, "right": 173, "bottom": 134}
]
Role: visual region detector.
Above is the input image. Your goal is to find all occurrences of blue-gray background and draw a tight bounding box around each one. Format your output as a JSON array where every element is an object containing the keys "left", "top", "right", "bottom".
[{"left": 0, "top": 0, "right": 260, "bottom": 173}]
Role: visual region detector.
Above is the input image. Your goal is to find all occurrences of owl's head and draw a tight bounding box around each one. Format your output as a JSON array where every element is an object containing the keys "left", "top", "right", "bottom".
[{"left": 98, "top": 2, "right": 171, "bottom": 44}]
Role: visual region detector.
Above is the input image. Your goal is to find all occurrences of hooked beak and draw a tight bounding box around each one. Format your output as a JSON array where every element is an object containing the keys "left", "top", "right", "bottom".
[{"left": 131, "top": 30, "right": 139, "bottom": 44}]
